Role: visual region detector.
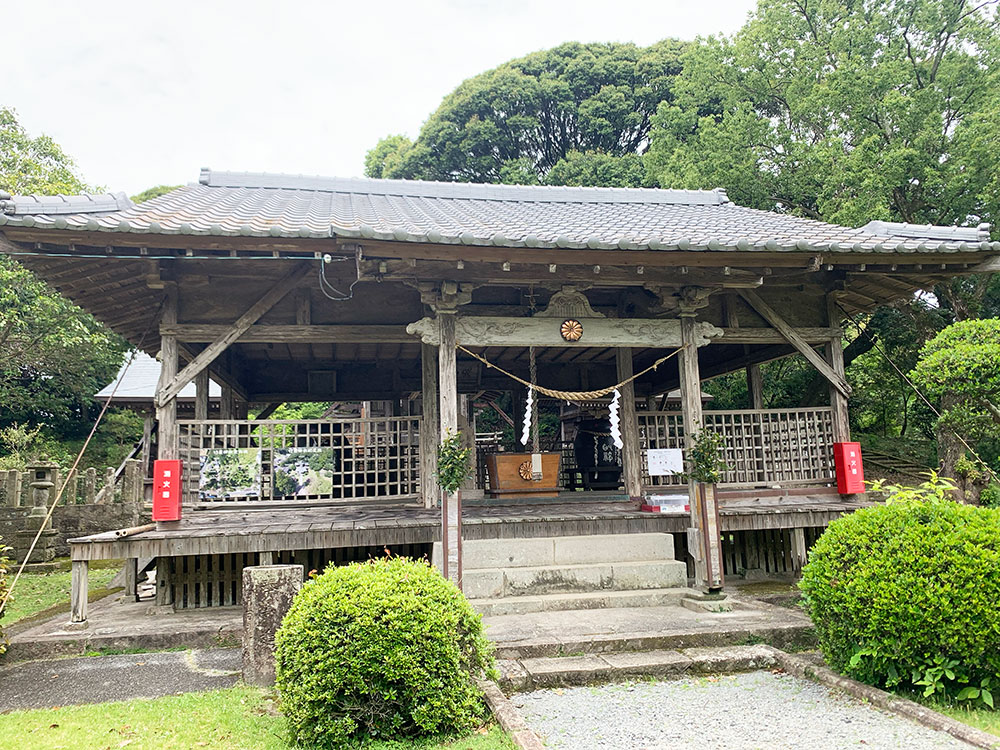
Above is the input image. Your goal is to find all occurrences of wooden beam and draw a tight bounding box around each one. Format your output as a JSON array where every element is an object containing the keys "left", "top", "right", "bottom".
[
  {"left": 177, "top": 343, "right": 249, "bottom": 402},
  {"left": 7, "top": 229, "right": 990, "bottom": 270},
  {"left": 156, "top": 262, "right": 312, "bottom": 407},
  {"left": 719, "top": 327, "right": 841, "bottom": 345},
  {"left": 971, "top": 256, "right": 1000, "bottom": 274},
  {"left": 738, "top": 289, "right": 851, "bottom": 398},
  {"left": 161, "top": 323, "right": 413, "bottom": 344},
  {"left": 253, "top": 403, "right": 283, "bottom": 421}
]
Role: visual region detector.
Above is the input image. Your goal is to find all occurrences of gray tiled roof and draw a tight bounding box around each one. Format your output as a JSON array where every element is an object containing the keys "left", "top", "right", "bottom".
[
  {"left": 1, "top": 169, "right": 996, "bottom": 254},
  {"left": 95, "top": 352, "right": 221, "bottom": 401}
]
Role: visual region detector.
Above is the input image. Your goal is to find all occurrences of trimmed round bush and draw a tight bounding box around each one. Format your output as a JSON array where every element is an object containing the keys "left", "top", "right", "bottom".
[
  {"left": 275, "top": 556, "right": 495, "bottom": 748},
  {"left": 800, "top": 499, "right": 1000, "bottom": 703}
]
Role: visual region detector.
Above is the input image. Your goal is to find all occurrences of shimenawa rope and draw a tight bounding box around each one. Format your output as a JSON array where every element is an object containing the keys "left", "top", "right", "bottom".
[{"left": 457, "top": 345, "right": 686, "bottom": 402}]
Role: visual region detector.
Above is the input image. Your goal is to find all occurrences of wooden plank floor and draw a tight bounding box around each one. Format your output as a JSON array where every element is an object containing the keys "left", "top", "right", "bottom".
[{"left": 69, "top": 495, "right": 871, "bottom": 561}]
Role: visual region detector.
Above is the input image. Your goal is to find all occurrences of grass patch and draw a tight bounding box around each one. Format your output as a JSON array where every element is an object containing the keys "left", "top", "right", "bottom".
[
  {"left": 2, "top": 565, "right": 120, "bottom": 625},
  {"left": 0, "top": 686, "right": 514, "bottom": 750},
  {"left": 924, "top": 701, "right": 1000, "bottom": 738}
]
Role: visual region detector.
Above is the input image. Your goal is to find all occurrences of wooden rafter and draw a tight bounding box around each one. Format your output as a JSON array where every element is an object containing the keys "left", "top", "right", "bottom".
[
  {"left": 739, "top": 289, "right": 851, "bottom": 398},
  {"left": 157, "top": 262, "right": 312, "bottom": 407}
]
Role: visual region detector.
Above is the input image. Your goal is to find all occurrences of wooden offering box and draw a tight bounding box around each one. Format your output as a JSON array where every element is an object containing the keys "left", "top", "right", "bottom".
[{"left": 485, "top": 453, "right": 562, "bottom": 498}]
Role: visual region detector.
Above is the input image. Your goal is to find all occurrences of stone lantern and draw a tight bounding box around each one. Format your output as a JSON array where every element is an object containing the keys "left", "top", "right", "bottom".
[{"left": 15, "top": 458, "right": 59, "bottom": 564}]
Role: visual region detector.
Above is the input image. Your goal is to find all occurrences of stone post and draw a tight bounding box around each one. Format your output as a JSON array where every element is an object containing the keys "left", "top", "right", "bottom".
[
  {"left": 241, "top": 564, "right": 303, "bottom": 686},
  {"left": 15, "top": 459, "right": 59, "bottom": 563}
]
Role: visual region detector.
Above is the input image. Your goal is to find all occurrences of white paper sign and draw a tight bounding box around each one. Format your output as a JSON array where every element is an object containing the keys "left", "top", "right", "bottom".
[{"left": 647, "top": 448, "right": 684, "bottom": 476}]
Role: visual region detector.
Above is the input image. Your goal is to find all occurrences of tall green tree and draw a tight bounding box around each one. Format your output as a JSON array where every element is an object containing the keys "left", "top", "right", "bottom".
[
  {"left": 911, "top": 318, "right": 1000, "bottom": 492},
  {"left": 0, "top": 107, "right": 94, "bottom": 195},
  {"left": 646, "top": 0, "right": 999, "bottom": 229},
  {"left": 0, "top": 108, "right": 128, "bottom": 451},
  {"left": 365, "top": 40, "right": 687, "bottom": 185}
]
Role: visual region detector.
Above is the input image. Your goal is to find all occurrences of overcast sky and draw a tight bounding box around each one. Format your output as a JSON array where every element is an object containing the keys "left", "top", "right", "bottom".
[{"left": 7, "top": 0, "right": 757, "bottom": 195}]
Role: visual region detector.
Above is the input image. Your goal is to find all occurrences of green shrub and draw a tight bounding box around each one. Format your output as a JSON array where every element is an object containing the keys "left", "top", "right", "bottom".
[
  {"left": 980, "top": 483, "right": 1000, "bottom": 509},
  {"left": 800, "top": 495, "right": 1000, "bottom": 708},
  {"left": 275, "top": 556, "right": 495, "bottom": 748}
]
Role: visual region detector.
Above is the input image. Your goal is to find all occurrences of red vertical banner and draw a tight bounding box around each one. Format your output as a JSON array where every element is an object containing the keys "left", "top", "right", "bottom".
[{"left": 153, "top": 459, "right": 183, "bottom": 521}]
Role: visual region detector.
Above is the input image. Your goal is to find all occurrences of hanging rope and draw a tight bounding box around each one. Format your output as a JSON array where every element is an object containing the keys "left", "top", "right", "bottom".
[
  {"left": 458, "top": 345, "right": 686, "bottom": 402},
  {"left": 0, "top": 299, "right": 161, "bottom": 618}
]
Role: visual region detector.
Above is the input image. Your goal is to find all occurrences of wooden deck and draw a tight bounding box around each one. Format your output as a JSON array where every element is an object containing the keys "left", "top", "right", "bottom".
[{"left": 69, "top": 493, "right": 871, "bottom": 562}]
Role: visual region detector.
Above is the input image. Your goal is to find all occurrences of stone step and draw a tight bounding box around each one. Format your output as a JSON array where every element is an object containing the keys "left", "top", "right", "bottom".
[
  {"left": 469, "top": 587, "right": 689, "bottom": 617},
  {"left": 433, "top": 532, "right": 677, "bottom": 572},
  {"left": 462, "top": 559, "right": 687, "bottom": 599},
  {"left": 499, "top": 644, "right": 780, "bottom": 691}
]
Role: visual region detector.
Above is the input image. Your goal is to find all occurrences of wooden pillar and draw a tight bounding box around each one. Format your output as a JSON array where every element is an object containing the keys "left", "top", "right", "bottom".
[
  {"left": 726, "top": 293, "right": 764, "bottom": 410},
  {"left": 826, "top": 338, "right": 849, "bottom": 442},
  {"left": 826, "top": 296, "right": 850, "bottom": 443},
  {"left": 458, "top": 395, "right": 477, "bottom": 491},
  {"left": 123, "top": 557, "right": 138, "bottom": 601},
  {"left": 747, "top": 366, "right": 764, "bottom": 410},
  {"left": 679, "top": 312, "right": 717, "bottom": 589},
  {"left": 421, "top": 342, "right": 440, "bottom": 509},
  {"left": 194, "top": 369, "right": 210, "bottom": 421},
  {"left": 615, "top": 348, "right": 642, "bottom": 498},
  {"left": 438, "top": 312, "right": 461, "bottom": 588},
  {"left": 791, "top": 527, "right": 808, "bottom": 572},
  {"left": 156, "top": 286, "right": 179, "bottom": 460},
  {"left": 70, "top": 559, "right": 89, "bottom": 625},
  {"left": 220, "top": 383, "right": 236, "bottom": 420}
]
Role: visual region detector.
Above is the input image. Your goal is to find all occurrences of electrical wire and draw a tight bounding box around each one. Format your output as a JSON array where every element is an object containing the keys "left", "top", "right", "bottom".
[{"left": 318, "top": 253, "right": 362, "bottom": 302}]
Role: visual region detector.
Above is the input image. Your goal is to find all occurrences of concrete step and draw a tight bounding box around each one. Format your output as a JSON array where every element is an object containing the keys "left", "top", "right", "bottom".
[
  {"left": 499, "top": 644, "right": 780, "bottom": 691},
  {"left": 462, "top": 559, "right": 687, "bottom": 599},
  {"left": 469, "top": 587, "right": 689, "bottom": 617},
  {"left": 433, "top": 532, "right": 677, "bottom": 572}
]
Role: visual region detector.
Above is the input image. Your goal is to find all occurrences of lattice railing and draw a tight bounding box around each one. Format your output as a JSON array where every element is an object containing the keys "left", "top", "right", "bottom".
[
  {"left": 177, "top": 417, "right": 421, "bottom": 504},
  {"left": 637, "top": 407, "right": 836, "bottom": 489}
]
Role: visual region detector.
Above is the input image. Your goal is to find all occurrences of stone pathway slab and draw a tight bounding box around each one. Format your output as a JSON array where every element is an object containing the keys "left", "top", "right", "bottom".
[{"left": 0, "top": 648, "right": 241, "bottom": 712}]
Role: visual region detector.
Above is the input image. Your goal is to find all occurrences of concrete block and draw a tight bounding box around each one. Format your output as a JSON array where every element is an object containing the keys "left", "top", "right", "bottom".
[
  {"left": 682, "top": 644, "right": 778, "bottom": 673},
  {"left": 503, "top": 563, "right": 614, "bottom": 596},
  {"left": 435, "top": 537, "right": 555, "bottom": 571},
  {"left": 610, "top": 560, "right": 687, "bottom": 590},
  {"left": 597, "top": 649, "right": 692, "bottom": 675},
  {"left": 520, "top": 654, "right": 612, "bottom": 686},
  {"left": 552, "top": 533, "right": 675, "bottom": 566},
  {"left": 241, "top": 564, "right": 303, "bottom": 686},
  {"left": 460, "top": 568, "right": 505, "bottom": 599}
]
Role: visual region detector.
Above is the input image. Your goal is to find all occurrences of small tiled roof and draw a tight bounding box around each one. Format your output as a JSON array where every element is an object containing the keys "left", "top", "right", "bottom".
[
  {"left": 95, "top": 352, "right": 221, "bottom": 402},
  {"left": 1, "top": 169, "right": 996, "bottom": 254}
]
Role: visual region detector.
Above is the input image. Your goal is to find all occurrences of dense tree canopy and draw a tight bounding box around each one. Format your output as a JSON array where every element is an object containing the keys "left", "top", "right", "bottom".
[
  {"left": 645, "top": 0, "right": 999, "bottom": 230},
  {"left": 366, "top": 40, "right": 686, "bottom": 185}
]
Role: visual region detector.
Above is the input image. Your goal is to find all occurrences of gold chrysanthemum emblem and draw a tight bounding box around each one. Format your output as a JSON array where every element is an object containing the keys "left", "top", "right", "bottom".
[
  {"left": 560, "top": 319, "right": 584, "bottom": 341},
  {"left": 518, "top": 460, "right": 533, "bottom": 480}
]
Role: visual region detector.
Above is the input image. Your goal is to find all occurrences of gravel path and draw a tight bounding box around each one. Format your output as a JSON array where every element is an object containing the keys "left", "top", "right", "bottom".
[{"left": 514, "top": 671, "right": 975, "bottom": 749}]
